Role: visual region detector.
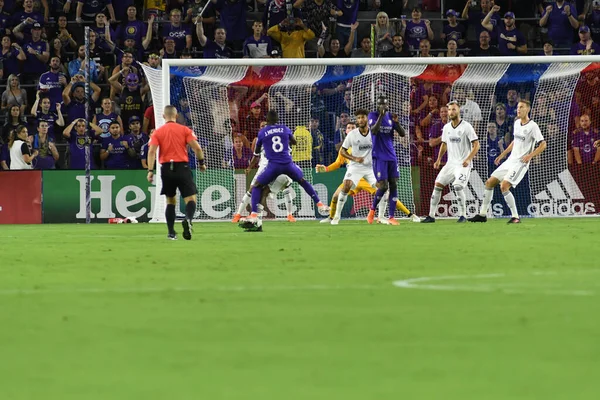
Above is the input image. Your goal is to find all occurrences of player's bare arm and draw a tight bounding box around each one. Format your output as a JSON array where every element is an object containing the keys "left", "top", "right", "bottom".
[
  {"left": 146, "top": 144, "right": 158, "bottom": 183},
  {"left": 340, "top": 147, "right": 363, "bottom": 163},
  {"left": 463, "top": 139, "right": 480, "bottom": 167},
  {"left": 189, "top": 140, "right": 207, "bottom": 171},
  {"left": 434, "top": 142, "right": 447, "bottom": 169},
  {"left": 521, "top": 140, "right": 547, "bottom": 164},
  {"left": 495, "top": 141, "right": 514, "bottom": 165}
]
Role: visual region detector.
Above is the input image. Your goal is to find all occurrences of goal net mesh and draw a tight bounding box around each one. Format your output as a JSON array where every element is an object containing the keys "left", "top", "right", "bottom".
[{"left": 143, "top": 60, "right": 600, "bottom": 221}]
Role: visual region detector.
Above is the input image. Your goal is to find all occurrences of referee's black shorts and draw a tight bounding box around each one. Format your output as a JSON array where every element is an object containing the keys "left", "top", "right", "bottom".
[{"left": 160, "top": 162, "right": 197, "bottom": 198}]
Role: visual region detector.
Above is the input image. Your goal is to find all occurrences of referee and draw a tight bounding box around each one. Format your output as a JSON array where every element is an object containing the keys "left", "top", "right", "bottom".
[{"left": 147, "top": 105, "right": 207, "bottom": 240}]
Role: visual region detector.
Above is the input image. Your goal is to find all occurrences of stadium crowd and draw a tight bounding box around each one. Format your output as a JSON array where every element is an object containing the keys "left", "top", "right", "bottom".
[{"left": 0, "top": 0, "right": 598, "bottom": 172}]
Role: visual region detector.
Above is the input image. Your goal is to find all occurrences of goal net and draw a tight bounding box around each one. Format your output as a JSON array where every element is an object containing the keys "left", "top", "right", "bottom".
[{"left": 143, "top": 57, "right": 600, "bottom": 222}]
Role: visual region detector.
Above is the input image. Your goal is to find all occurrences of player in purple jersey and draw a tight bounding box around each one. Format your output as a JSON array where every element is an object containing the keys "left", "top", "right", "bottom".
[
  {"left": 240, "top": 110, "right": 329, "bottom": 231},
  {"left": 366, "top": 95, "right": 406, "bottom": 225}
]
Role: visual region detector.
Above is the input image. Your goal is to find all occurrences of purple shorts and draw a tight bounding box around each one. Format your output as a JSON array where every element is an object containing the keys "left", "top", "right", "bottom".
[
  {"left": 373, "top": 158, "right": 399, "bottom": 181},
  {"left": 256, "top": 162, "right": 304, "bottom": 186}
]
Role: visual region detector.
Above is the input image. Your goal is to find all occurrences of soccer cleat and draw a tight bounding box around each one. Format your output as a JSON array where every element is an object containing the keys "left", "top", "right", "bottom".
[
  {"left": 286, "top": 214, "right": 296, "bottom": 223},
  {"left": 330, "top": 218, "right": 340, "bottom": 225},
  {"left": 182, "top": 219, "right": 193, "bottom": 240},
  {"left": 410, "top": 214, "right": 421, "bottom": 223},
  {"left": 317, "top": 202, "right": 330, "bottom": 215},
  {"left": 167, "top": 233, "right": 177, "bottom": 240},
  {"left": 421, "top": 216, "right": 436, "bottom": 223},
  {"left": 366, "top": 210, "right": 375, "bottom": 224},
  {"left": 388, "top": 218, "right": 400, "bottom": 226},
  {"left": 468, "top": 214, "right": 487, "bottom": 223},
  {"left": 320, "top": 217, "right": 332, "bottom": 224},
  {"left": 231, "top": 213, "right": 242, "bottom": 223},
  {"left": 457, "top": 216, "right": 467, "bottom": 223},
  {"left": 507, "top": 217, "right": 521, "bottom": 224},
  {"left": 377, "top": 218, "right": 390, "bottom": 225},
  {"left": 244, "top": 224, "right": 263, "bottom": 232}
]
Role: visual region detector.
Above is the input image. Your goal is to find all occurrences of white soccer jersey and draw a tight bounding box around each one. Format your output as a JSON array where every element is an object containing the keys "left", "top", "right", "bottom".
[
  {"left": 461, "top": 99, "right": 483, "bottom": 123},
  {"left": 342, "top": 128, "right": 373, "bottom": 167},
  {"left": 441, "top": 119, "right": 478, "bottom": 166},
  {"left": 508, "top": 119, "right": 544, "bottom": 163},
  {"left": 258, "top": 147, "right": 268, "bottom": 167}
]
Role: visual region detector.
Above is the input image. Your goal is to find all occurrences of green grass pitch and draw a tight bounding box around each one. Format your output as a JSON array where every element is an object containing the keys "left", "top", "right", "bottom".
[{"left": 1, "top": 219, "right": 599, "bottom": 399}]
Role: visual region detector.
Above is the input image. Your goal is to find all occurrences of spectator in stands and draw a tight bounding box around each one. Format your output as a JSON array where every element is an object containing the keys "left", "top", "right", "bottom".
[
  {"left": 18, "top": 22, "right": 49, "bottom": 83},
  {"left": 351, "top": 36, "right": 372, "bottom": 57},
  {"left": 31, "top": 120, "right": 58, "bottom": 169},
  {"left": 109, "top": 68, "right": 149, "bottom": 129},
  {"left": 145, "top": 52, "right": 161, "bottom": 69},
  {"left": 52, "top": 14, "right": 78, "bottom": 51},
  {"left": 401, "top": 7, "right": 434, "bottom": 52},
  {"left": 310, "top": 116, "right": 324, "bottom": 167},
  {"left": 263, "top": 0, "right": 302, "bottom": 29},
  {"left": 572, "top": 25, "right": 600, "bottom": 54},
  {"left": 243, "top": 20, "right": 272, "bottom": 58},
  {"left": 438, "top": 38, "right": 464, "bottom": 58},
  {"left": 117, "top": 6, "right": 147, "bottom": 48},
  {"left": 493, "top": 103, "right": 513, "bottom": 144},
  {"left": 62, "top": 75, "right": 102, "bottom": 124},
  {"left": 2, "top": 105, "right": 24, "bottom": 143},
  {"left": 38, "top": 57, "right": 67, "bottom": 109},
  {"left": 382, "top": 34, "right": 410, "bottom": 57},
  {"left": 335, "top": 0, "right": 359, "bottom": 49},
  {"left": 469, "top": 29, "right": 499, "bottom": 56},
  {"left": 0, "top": 1, "right": 10, "bottom": 38},
  {"left": 585, "top": 0, "right": 600, "bottom": 42},
  {"left": 428, "top": 105, "right": 448, "bottom": 167},
  {"left": 69, "top": 45, "right": 101, "bottom": 83},
  {"left": 417, "top": 38, "right": 433, "bottom": 57},
  {"left": 483, "top": 8, "right": 527, "bottom": 56},
  {"left": 162, "top": 8, "right": 191, "bottom": 52},
  {"left": 109, "top": 50, "right": 139, "bottom": 100},
  {"left": 143, "top": 104, "right": 155, "bottom": 133},
  {"left": 374, "top": 12, "right": 395, "bottom": 55},
  {"left": 268, "top": 17, "right": 315, "bottom": 58},
  {"left": 100, "top": 121, "right": 131, "bottom": 169},
  {"left": 1, "top": 74, "right": 27, "bottom": 114},
  {"left": 212, "top": 0, "right": 247, "bottom": 50},
  {"left": 298, "top": 0, "right": 341, "bottom": 54},
  {"left": 8, "top": 125, "right": 36, "bottom": 170},
  {"left": 31, "top": 93, "right": 65, "bottom": 140},
  {"left": 123, "top": 115, "right": 148, "bottom": 167},
  {"left": 462, "top": 0, "right": 500, "bottom": 44},
  {"left": 11, "top": 0, "right": 44, "bottom": 42},
  {"left": 92, "top": 97, "right": 123, "bottom": 138},
  {"left": 75, "top": 0, "right": 116, "bottom": 23},
  {"left": 0, "top": 36, "right": 25, "bottom": 79},
  {"left": 62, "top": 118, "right": 102, "bottom": 169},
  {"left": 197, "top": 17, "right": 233, "bottom": 58},
  {"left": 442, "top": 9, "right": 466, "bottom": 46},
  {"left": 243, "top": 101, "right": 265, "bottom": 143},
  {"left": 185, "top": 0, "right": 216, "bottom": 43},
  {"left": 229, "top": 134, "right": 252, "bottom": 169},
  {"left": 292, "top": 125, "right": 312, "bottom": 164},
  {"left": 378, "top": 0, "right": 407, "bottom": 19},
  {"left": 88, "top": 30, "right": 113, "bottom": 81},
  {"left": 540, "top": 1, "right": 579, "bottom": 51},
  {"left": 505, "top": 89, "right": 519, "bottom": 119},
  {"left": 334, "top": 111, "right": 351, "bottom": 151},
  {"left": 452, "top": 87, "right": 482, "bottom": 129},
  {"left": 0, "top": 141, "right": 8, "bottom": 169},
  {"left": 109, "top": 18, "right": 154, "bottom": 64},
  {"left": 338, "top": 89, "right": 352, "bottom": 114},
  {"left": 543, "top": 39, "right": 556, "bottom": 55},
  {"left": 572, "top": 114, "right": 600, "bottom": 164},
  {"left": 318, "top": 22, "right": 356, "bottom": 57},
  {"left": 160, "top": 37, "right": 178, "bottom": 59},
  {"left": 486, "top": 121, "right": 504, "bottom": 172},
  {"left": 50, "top": 39, "right": 69, "bottom": 69},
  {"left": 419, "top": 95, "right": 441, "bottom": 131},
  {"left": 89, "top": 12, "right": 116, "bottom": 52}
]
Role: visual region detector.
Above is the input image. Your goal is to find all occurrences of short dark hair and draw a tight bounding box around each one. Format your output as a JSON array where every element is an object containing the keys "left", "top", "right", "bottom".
[
  {"left": 354, "top": 108, "right": 368, "bottom": 117},
  {"left": 109, "top": 120, "right": 121, "bottom": 128},
  {"left": 266, "top": 110, "right": 279, "bottom": 124},
  {"left": 37, "top": 120, "right": 48, "bottom": 127},
  {"left": 253, "top": 20, "right": 262, "bottom": 25}
]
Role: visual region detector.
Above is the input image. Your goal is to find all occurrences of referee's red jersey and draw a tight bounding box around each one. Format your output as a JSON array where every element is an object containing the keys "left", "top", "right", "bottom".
[{"left": 149, "top": 121, "right": 197, "bottom": 164}]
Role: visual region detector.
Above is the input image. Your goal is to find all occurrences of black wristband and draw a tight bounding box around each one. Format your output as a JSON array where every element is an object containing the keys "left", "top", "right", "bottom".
[
  {"left": 198, "top": 159, "right": 205, "bottom": 166},
  {"left": 147, "top": 169, "right": 154, "bottom": 173}
]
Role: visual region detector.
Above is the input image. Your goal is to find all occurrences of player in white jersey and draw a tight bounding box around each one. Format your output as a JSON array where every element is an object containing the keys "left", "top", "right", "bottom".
[
  {"left": 231, "top": 143, "right": 295, "bottom": 223},
  {"left": 422, "top": 101, "right": 480, "bottom": 223},
  {"left": 469, "top": 100, "right": 547, "bottom": 224},
  {"left": 330, "top": 108, "right": 377, "bottom": 225}
]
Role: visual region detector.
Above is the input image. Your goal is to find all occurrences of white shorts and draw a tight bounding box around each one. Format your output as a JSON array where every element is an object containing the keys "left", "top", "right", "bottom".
[
  {"left": 435, "top": 164, "right": 471, "bottom": 189},
  {"left": 343, "top": 164, "right": 377, "bottom": 189},
  {"left": 269, "top": 174, "right": 293, "bottom": 193},
  {"left": 491, "top": 159, "right": 529, "bottom": 187}
]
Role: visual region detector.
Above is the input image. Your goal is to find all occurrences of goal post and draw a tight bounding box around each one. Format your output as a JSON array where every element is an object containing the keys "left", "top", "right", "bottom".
[{"left": 142, "top": 56, "right": 600, "bottom": 222}]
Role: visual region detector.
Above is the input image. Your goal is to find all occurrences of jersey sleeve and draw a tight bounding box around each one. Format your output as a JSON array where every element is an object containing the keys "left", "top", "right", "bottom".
[
  {"left": 533, "top": 122, "right": 544, "bottom": 143},
  {"left": 441, "top": 126, "right": 448, "bottom": 143},
  {"left": 341, "top": 131, "right": 352, "bottom": 149},
  {"left": 185, "top": 126, "right": 197, "bottom": 144},
  {"left": 20, "top": 142, "right": 31, "bottom": 156},
  {"left": 467, "top": 123, "right": 478, "bottom": 142},
  {"left": 326, "top": 150, "right": 347, "bottom": 171}
]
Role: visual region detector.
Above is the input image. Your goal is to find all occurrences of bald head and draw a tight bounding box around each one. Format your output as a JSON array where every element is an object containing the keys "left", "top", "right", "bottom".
[{"left": 163, "top": 105, "right": 178, "bottom": 121}]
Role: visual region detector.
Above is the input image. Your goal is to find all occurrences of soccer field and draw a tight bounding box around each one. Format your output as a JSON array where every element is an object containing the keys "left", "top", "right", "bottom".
[{"left": 1, "top": 219, "right": 599, "bottom": 399}]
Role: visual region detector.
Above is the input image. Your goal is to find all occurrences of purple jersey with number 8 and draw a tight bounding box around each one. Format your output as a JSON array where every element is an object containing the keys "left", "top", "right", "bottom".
[{"left": 255, "top": 124, "right": 293, "bottom": 164}]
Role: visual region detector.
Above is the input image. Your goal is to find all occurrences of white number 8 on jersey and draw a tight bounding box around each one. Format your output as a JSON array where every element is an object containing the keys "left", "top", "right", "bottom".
[{"left": 272, "top": 136, "right": 284, "bottom": 152}]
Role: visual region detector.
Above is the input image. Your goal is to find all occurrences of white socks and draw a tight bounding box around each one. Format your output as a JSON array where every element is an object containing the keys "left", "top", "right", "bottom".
[
  {"left": 334, "top": 191, "right": 348, "bottom": 220},
  {"left": 455, "top": 187, "right": 466, "bottom": 217},
  {"left": 378, "top": 191, "right": 389, "bottom": 219},
  {"left": 502, "top": 191, "right": 519, "bottom": 218},
  {"left": 237, "top": 191, "right": 251, "bottom": 215},
  {"left": 429, "top": 186, "right": 443, "bottom": 218},
  {"left": 283, "top": 187, "right": 293, "bottom": 215},
  {"left": 479, "top": 188, "right": 494, "bottom": 216}
]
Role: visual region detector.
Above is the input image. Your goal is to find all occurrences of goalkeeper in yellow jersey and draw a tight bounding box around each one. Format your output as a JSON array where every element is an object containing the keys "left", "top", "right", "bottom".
[{"left": 316, "top": 122, "right": 420, "bottom": 224}]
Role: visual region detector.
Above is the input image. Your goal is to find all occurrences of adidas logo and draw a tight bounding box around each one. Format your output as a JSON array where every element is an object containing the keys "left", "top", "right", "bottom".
[
  {"left": 529, "top": 170, "right": 595, "bottom": 216},
  {"left": 437, "top": 170, "right": 486, "bottom": 216}
]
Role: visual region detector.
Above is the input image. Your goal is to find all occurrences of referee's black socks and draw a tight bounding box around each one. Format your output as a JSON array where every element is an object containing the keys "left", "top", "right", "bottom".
[
  {"left": 166, "top": 204, "right": 176, "bottom": 234},
  {"left": 185, "top": 201, "right": 196, "bottom": 221}
]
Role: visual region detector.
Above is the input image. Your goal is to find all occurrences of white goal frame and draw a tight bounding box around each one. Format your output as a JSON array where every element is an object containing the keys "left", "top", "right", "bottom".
[{"left": 149, "top": 55, "right": 600, "bottom": 222}]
